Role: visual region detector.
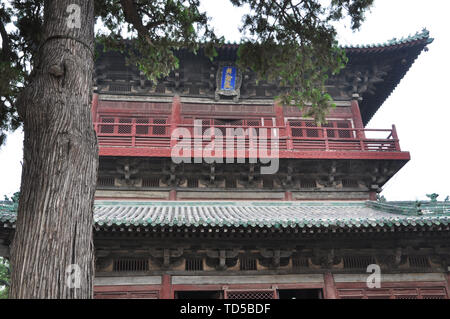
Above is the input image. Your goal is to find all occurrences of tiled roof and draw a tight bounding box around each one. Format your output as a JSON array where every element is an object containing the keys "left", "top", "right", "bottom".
[
  {"left": 1, "top": 201, "right": 449, "bottom": 233},
  {"left": 206, "top": 29, "right": 433, "bottom": 51},
  {"left": 342, "top": 29, "right": 433, "bottom": 50}
]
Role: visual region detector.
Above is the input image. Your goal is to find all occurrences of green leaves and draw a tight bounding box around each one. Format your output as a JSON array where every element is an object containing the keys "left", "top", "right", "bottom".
[
  {"left": 0, "top": 0, "right": 374, "bottom": 144},
  {"left": 232, "top": 0, "right": 371, "bottom": 124},
  {"left": 237, "top": 40, "right": 346, "bottom": 124},
  {"left": 94, "top": 1, "right": 372, "bottom": 124},
  {"left": 0, "top": 0, "right": 44, "bottom": 146},
  {"left": 96, "top": 0, "right": 223, "bottom": 83},
  {"left": 0, "top": 257, "right": 9, "bottom": 299}
]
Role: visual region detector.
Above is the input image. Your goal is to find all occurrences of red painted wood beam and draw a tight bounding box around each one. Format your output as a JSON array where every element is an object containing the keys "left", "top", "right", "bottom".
[
  {"left": 99, "top": 147, "right": 411, "bottom": 161},
  {"left": 160, "top": 274, "right": 173, "bottom": 299},
  {"left": 351, "top": 95, "right": 365, "bottom": 140},
  {"left": 323, "top": 272, "right": 338, "bottom": 299},
  {"left": 351, "top": 96, "right": 364, "bottom": 129},
  {"left": 91, "top": 93, "right": 99, "bottom": 123},
  {"left": 170, "top": 96, "right": 181, "bottom": 148},
  {"left": 171, "top": 96, "right": 181, "bottom": 126},
  {"left": 274, "top": 102, "right": 285, "bottom": 126},
  {"left": 284, "top": 191, "right": 293, "bottom": 201}
]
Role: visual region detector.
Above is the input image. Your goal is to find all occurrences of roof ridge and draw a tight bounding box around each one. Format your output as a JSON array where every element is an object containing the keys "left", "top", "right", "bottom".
[
  {"left": 366, "top": 200, "right": 450, "bottom": 217},
  {"left": 341, "top": 28, "right": 433, "bottom": 49},
  {"left": 98, "top": 29, "right": 433, "bottom": 51},
  {"left": 2, "top": 201, "right": 449, "bottom": 231}
]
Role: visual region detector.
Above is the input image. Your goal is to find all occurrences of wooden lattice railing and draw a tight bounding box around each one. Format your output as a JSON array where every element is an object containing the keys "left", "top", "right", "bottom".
[{"left": 94, "top": 120, "right": 402, "bottom": 153}]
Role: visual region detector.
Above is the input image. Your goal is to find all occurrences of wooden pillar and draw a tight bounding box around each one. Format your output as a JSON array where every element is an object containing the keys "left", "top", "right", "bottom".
[
  {"left": 171, "top": 95, "right": 182, "bottom": 124},
  {"left": 274, "top": 102, "right": 285, "bottom": 127},
  {"left": 369, "top": 191, "right": 377, "bottom": 201},
  {"left": 275, "top": 101, "right": 293, "bottom": 149},
  {"left": 91, "top": 92, "right": 99, "bottom": 124},
  {"left": 160, "top": 274, "right": 173, "bottom": 299},
  {"left": 323, "top": 272, "right": 338, "bottom": 299},
  {"left": 351, "top": 94, "right": 364, "bottom": 129},
  {"left": 169, "top": 97, "right": 181, "bottom": 200},
  {"left": 170, "top": 95, "right": 182, "bottom": 147},
  {"left": 351, "top": 94, "right": 365, "bottom": 139},
  {"left": 391, "top": 124, "right": 401, "bottom": 152},
  {"left": 284, "top": 191, "right": 293, "bottom": 201}
]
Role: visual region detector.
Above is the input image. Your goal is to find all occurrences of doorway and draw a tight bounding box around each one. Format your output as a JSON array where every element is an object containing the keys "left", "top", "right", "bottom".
[{"left": 278, "top": 289, "right": 323, "bottom": 299}]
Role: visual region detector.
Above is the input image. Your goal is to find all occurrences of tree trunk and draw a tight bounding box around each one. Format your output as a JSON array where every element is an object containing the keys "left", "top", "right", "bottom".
[{"left": 10, "top": 0, "right": 97, "bottom": 298}]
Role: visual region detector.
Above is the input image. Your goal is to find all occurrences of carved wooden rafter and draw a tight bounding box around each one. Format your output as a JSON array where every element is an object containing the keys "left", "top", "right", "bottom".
[
  {"left": 116, "top": 158, "right": 141, "bottom": 186},
  {"left": 260, "top": 249, "right": 293, "bottom": 268},
  {"left": 149, "top": 248, "right": 184, "bottom": 268},
  {"left": 206, "top": 249, "right": 239, "bottom": 270}
]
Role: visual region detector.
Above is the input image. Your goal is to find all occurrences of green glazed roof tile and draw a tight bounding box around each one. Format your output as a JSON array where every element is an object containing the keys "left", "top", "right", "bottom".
[
  {"left": 1, "top": 200, "right": 449, "bottom": 232},
  {"left": 342, "top": 29, "right": 433, "bottom": 49}
]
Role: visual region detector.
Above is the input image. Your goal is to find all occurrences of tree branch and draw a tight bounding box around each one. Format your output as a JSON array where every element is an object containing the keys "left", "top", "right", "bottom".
[
  {"left": 119, "top": 0, "right": 153, "bottom": 45},
  {"left": 0, "top": 17, "right": 12, "bottom": 61}
]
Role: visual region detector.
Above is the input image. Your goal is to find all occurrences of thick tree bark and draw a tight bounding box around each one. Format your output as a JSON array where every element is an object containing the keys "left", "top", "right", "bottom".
[{"left": 10, "top": 0, "right": 97, "bottom": 298}]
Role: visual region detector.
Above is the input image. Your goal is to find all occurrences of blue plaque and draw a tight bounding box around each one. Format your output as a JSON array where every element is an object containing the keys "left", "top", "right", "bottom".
[{"left": 220, "top": 66, "right": 236, "bottom": 90}]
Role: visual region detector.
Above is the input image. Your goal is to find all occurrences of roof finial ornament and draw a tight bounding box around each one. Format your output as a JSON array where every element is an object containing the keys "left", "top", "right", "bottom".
[{"left": 352, "top": 93, "right": 363, "bottom": 101}]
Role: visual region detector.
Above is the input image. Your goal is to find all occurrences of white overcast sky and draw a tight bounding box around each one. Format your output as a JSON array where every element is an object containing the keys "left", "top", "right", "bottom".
[{"left": 0, "top": 0, "right": 449, "bottom": 201}]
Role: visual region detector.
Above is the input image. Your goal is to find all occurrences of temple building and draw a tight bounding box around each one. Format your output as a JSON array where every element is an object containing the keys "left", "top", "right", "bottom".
[{"left": 1, "top": 29, "right": 449, "bottom": 299}]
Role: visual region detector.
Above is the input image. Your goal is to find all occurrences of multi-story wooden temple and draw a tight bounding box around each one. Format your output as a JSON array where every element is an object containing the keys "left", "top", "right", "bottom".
[{"left": 1, "top": 29, "right": 450, "bottom": 299}]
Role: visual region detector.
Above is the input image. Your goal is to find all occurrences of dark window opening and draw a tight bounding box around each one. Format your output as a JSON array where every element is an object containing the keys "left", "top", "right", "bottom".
[
  {"left": 185, "top": 258, "right": 203, "bottom": 271},
  {"left": 225, "top": 178, "right": 237, "bottom": 189},
  {"left": 176, "top": 291, "right": 222, "bottom": 299},
  {"left": 292, "top": 256, "right": 309, "bottom": 269},
  {"left": 342, "top": 179, "right": 359, "bottom": 188},
  {"left": 278, "top": 289, "right": 323, "bottom": 299},
  {"left": 189, "top": 86, "right": 200, "bottom": 95},
  {"left": 408, "top": 256, "right": 430, "bottom": 268},
  {"left": 343, "top": 256, "right": 376, "bottom": 270},
  {"left": 240, "top": 257, "right": 257, "bottom": 271},
  {"left": 217, "top": 95, "right": 235, "bottom": 101},
  {"left": 300, "top": 179, "right": 316, "bottom": 189},
  {"left": 255, "top": 87, "right": 265, "bottom": 96},
  {"left": 187, "top": 178, "right": 199, "bottom": 188},
  {"left": 142, "top": 177, "right": 159, "bottom": 188},
  {"left": 155, "top": 84, "right": 165, "bottom": 93},
  {"left": 113, "top": 258, "right": 149, "bottom": 272},
  {"left": 263, "top": 178, "right": 274, "bottom": 189},
  {"left": 98, "top": 176, "right": 115, "bottom": 187}
]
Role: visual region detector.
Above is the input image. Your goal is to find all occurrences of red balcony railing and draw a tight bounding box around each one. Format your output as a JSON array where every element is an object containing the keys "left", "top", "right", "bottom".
[{"left": 94, "top": 120, "right": 403, "bottom": 155}]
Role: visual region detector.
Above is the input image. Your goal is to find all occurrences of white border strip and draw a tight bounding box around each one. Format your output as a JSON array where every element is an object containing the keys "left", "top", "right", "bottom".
[
  {"left": 172, "top": 274, "right": 324, "bottom": 285},
  {"left": 95, "top": 276, "right": 162, "bottom": 286},
  {"left": 334, "top": 273, "right": 445, "bottom": 283}
]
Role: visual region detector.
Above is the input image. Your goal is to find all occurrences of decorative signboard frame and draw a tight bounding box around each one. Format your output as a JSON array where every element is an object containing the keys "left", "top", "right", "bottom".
[{"left": 215, "top": 62, "right": 243, "bottom": 102}]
